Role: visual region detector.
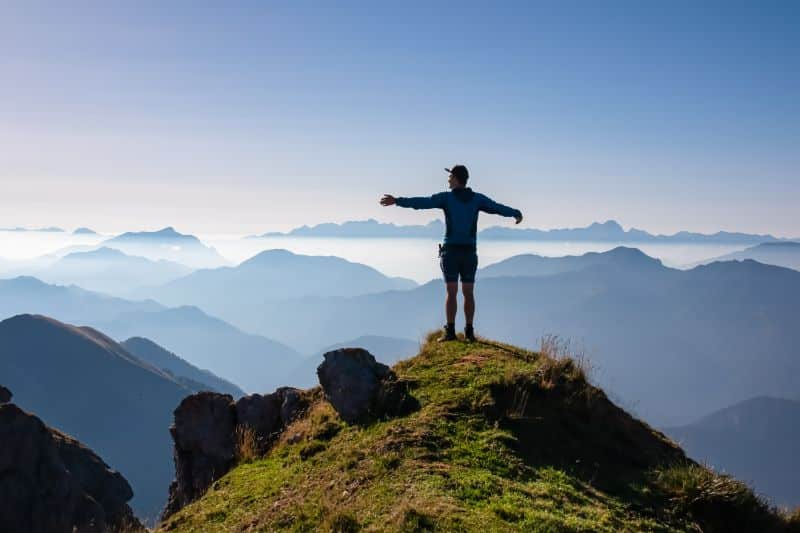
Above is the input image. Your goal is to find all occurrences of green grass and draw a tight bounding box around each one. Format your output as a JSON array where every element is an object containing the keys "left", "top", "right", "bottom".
[{"left": 159, "top": 332, "right": 792, "bottom": 532}]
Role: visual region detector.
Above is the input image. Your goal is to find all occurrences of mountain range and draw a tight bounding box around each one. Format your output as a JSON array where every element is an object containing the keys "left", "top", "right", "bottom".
[
  {"left": 0, "top": 226, "right": 64, "bottom": 232},
  {"left": 140, "top": 249, "right": 417, "bottom": 322},
  {"left": 220, "top": 248, "right": 800, "bottom": 428},
  {"left": 102, "top": 227, "right": 227, "bottom": 268},
  {"left": 26, "top": 247, "right": 192, "bottom": 296},
  {"left": 692, "top": 241, "right": 800, "bottom": 271},
  {"left": 94, "top": 306, "right": 301, "bottom": 394},
  {"left": 250, "top": 218, "right": 793, "bottom": 244},
  {"left": 0, "top": 276, "right": 300, "bottom": 393},
  {"left": 252, "top": 218, "right": 444, "bottom": 238}
]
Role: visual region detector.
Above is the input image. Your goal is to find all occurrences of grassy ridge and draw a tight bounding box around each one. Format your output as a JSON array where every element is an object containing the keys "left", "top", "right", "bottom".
[{"left": 159, "top": 333, "right": 796, "bottom": 532}]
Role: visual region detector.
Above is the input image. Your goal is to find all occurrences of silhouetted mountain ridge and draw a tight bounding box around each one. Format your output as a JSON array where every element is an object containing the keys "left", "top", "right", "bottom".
[
  {"left": 255, "top": 218, "right": 793, "bottom": 243},
  {"left": 692, "top": 241, "right": 800, "bottom": 271},
  {"left": 121, "top": 336, "right": 245, "bottom": 397},
  {"left": 0, "top": 314, "right": 192, "bottom": 520}
]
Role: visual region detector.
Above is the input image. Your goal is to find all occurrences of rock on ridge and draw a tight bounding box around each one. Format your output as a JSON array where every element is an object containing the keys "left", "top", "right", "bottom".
[
  {"left": 0, "top": 397, "right": 140, "bottom": 533},
  {"left": 316, "top": 348, "right": 418, "bottom": 424}
]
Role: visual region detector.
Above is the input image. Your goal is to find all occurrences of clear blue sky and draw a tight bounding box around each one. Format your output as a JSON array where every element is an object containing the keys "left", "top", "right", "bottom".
[{"left": 1, "top": 1, "right": 798, "bottom": 235}]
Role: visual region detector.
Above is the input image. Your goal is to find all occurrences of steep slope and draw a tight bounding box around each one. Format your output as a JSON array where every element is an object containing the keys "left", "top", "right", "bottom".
[
  {"left": 0, "top": 315, "right": 191, "bottom": 521},
  {"left": 143, "top": 249, "right": 416, "bottom": 319},
  {"left": 122, "top": 336, "right": 245, "bottom": 397},
  {"left": 287, "top": 335, "right": 420, "bottom": 388},
  {"left": 665, "top": 397, "right": 800, "bottom": 508},
  {"left": 159, "top": 334, "right": 793, "bottom": 532},
  {"left": 96, "top": 306, "right": 303, "bottom": 393}
]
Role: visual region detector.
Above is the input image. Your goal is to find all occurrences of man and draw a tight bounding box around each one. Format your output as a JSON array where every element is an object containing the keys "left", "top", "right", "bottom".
[{"left": 380, "top": 164, "right": 523, "bottom": 342}]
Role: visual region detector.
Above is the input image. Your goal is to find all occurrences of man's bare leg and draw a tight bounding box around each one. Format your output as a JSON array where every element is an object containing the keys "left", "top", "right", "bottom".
[
  {"left": 437, "top": 282, "right": 459, "bottom": 342},
  {"left": 462, "top": 282, "right": 476, "bottom": 341},
  {"left": 462, "top": 282, "right": 475, "bottom": 325},
  {"left": 445, "top": 282, "right": 458, "bottom": 324}
]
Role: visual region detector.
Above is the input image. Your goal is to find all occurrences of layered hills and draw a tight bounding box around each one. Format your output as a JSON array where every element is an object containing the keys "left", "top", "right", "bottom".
[
  {"left": 31, "top": 247, "right": 191, "bottom": 296},
  {"left": 198, "top": 248, "right": 800, "bottom": 428},
  {"left": 693, "top": 241, "right": 800, "bottom": 271},
  {"left": 143, "top": 249, "right": 417, "bottom": 317},
  {"left": 0, "top": 276, "right": 300, "bottom": 393}
]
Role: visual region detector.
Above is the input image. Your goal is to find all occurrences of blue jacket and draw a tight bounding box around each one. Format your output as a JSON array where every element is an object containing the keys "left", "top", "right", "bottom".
[{"left": 396, "top": 188, "right": 521, "bottom": 247}]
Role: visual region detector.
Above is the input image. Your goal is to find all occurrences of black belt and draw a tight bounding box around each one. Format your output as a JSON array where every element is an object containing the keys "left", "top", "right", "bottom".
[{"left": 439, "top": 243, "right": 477, "bottom": 252}]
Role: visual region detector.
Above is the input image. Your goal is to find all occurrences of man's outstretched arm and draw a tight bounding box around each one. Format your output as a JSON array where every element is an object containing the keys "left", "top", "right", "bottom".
[
  {"left": 478, "top": 194, "right": 523, "bottom": 224},
  {"left": 380, "top": 193, "right": 446, "bottom": 210}
]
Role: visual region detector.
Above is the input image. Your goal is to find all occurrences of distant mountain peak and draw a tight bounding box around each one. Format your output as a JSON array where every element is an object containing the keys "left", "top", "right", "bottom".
[
  {"left": 65, "top": 246, "right": 128, "bottom": 259},
  {"left": 110, "top": 226, "right": 189, "bottom": 241},
  {"left": 72, "top": 227, "right": 97, "bottom": 235},
  {"left": 593, "top": 220, "right": 624, "bottom": 229}
]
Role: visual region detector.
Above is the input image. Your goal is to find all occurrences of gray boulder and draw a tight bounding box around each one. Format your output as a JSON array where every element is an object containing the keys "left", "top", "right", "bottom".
[
  {"left": 0, "top": 403, "right": 140, "bottom": 533},
  {"left": 317, "top": 348, "right": 417, "bottom": 424}
]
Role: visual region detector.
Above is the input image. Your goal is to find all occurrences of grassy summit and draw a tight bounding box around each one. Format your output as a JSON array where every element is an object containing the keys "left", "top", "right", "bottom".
[{"left": 159, "top": 333, "right": 796, "bottom": 532}]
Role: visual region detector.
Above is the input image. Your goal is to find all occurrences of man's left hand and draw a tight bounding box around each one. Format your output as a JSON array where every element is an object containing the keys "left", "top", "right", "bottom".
[{"left": 515, "top": 214, "right": 523, "bottom": 224}]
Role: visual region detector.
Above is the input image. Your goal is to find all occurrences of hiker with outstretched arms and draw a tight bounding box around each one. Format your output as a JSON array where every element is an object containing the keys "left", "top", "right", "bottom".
[{"left": 380, "top": 165, "right": 523, "bottom": 342}]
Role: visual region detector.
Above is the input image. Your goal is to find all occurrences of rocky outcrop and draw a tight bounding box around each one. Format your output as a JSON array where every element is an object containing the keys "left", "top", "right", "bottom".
[
  {"left": 0, "top": 385, "right": 10, "bottom": 404},
  {"left": 0, "top": 402, "right": 141, "bottom": 533},
  {"left": 163, "top": 350, "right": 413, "bottom": 519},
  {"left": 163, "top": 392, "right": 236, "bottom": 518},
  {"left": 317, "top": 348, "right": 418, "bottom": 424},
  {"left": 235, "top": 387, "right": 307, "bottom": 453},
  {"left": 163, "top": 387, "right": 308, "bottom": 518}
]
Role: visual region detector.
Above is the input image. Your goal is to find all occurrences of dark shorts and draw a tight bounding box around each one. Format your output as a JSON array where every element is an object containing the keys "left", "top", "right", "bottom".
[{"left": 439, "top": 245, "right": 478, "bottom": 283}]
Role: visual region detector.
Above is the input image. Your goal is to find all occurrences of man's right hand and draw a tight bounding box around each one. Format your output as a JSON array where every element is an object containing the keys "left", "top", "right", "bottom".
[{"left": 380, "top": 194, "right": 396, "bottom": 206}]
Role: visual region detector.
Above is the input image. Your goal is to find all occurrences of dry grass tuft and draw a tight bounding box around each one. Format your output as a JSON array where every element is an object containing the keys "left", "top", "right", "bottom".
[
  {"left": 653, "top": 463, "right": 788, "bottom": 531},
  {"left": 537, "top": 335, "right": 592, "bottom": 388},
  {"left": 234, "top": 425, "right": 259, "bottom": 463}
]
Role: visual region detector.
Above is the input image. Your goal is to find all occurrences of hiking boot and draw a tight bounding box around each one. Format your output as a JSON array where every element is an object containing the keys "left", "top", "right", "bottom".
[
  {"left": 437, "top": 324, "right": 456, "bottom": 342},
  {"left": 464, "top": 325, "right": 476, "bottom": 343}
]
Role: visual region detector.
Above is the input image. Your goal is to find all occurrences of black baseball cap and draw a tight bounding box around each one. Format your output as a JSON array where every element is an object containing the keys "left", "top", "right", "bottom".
[{"left": 445, "top": 164, "right": 469, "bottom": 184}]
